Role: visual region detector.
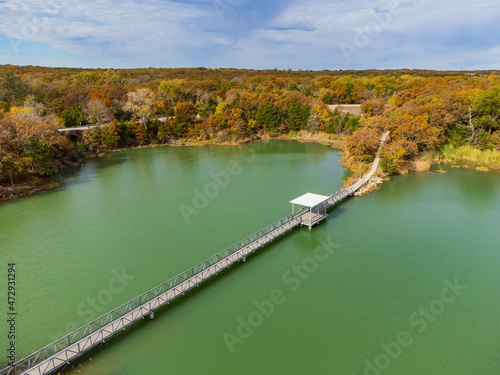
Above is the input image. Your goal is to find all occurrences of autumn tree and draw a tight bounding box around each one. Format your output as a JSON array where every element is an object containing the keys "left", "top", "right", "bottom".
[
  {"left": 10, "top": 95, "right": 46, "bottom": 123},
  {"left": 0, "top": 114, "right": 68, "bottom": 183},
  {"left": 74, "top": 71, "right": 98, "bottom": 87},
  {"left": 345, "top": 127, "right": 381, "bottom": 162},
  {"left": 361, "top": 98, "right": 387, "bottom": 117},
  {"left": 234, "top": 118, "right": 248, "bottom": 137},
  {"left": 61, "top": 87, "right": 91, "bottom": 113},
  {"left": 83, "top": 127, "right": 106, "bottom": 153},
  {"left": 171, "top": 102, "right": 197, "bottom": 137},
  {"left": 124, "top": 88, "right": 155, "bottom": 129},
  {"left": 0, "top": 71, "right": 29, "bottom": 105},
  {"left": 158, "top": 80, "right": 184, "bottom": 108},
  {"left": 390, "top": 113, "right": 440, "bottom": 157},
  {"left": 158, "top": 120, "right": 174, "bottom": 143},
  {"left": 222, "top": 107, "right": 244, "bottom": 131},
  {"left": 0, "top": 152, "right": 28, "bottom": 185},
  {"left": 103, "top": 69, "right": 123, "bottom": 85},
  {"left": 91, "top": 93, "right": 111, "bottom": 107},
  {"left": 361, "top": 115, "right": 391, "bottom": 132},
  {"left": 212, "top": 102, "right": 230, "bottom": 129},
  {"left": 380, "top": 138, "right": 417, "bottom": 171}
]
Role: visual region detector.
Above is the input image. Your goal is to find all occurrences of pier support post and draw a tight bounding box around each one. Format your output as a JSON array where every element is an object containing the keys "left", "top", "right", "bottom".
[
  {"left": 241, "top": 256, "right": 246, "bottom": 263},
  {"left": 150, "top": 312, "right": 155, "bottom": 320}
]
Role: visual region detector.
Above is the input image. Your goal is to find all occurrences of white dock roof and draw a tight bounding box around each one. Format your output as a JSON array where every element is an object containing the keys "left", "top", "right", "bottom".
[{"left": 290, "top": 193, "right": 330, "bottom": 208}]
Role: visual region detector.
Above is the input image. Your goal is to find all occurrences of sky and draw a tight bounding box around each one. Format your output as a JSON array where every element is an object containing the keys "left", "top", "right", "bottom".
[{"left": 0, "top": 0, "right": 499, "bottom": 70}]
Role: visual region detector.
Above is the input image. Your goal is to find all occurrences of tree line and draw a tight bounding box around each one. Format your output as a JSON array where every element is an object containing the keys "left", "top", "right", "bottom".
[
  {"left": 1, "top": 66, "right": 500, "bottom": 185},
  {"left": 345, "top": 77, "right": 500, "bottom": 173}
]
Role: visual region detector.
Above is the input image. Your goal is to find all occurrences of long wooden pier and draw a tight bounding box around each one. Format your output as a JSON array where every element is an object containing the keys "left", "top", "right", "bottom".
[{"left": 1, "top": 132, "right": 389, "bottom": 375}]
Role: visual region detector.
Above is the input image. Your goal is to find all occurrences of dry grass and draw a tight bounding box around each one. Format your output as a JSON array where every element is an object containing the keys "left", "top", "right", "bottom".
[
  {"left": 413, "top": 160, "right": 432, "bottom": 172},
  {"left": 476, "top": 166, "right": 490, "bottom": 172},
  {"left": 439, "top": 145, "right": 500, "bottom": 166},
  {"left": 418, "top": 150, "right": 440, "bottom": 163},
  {"left": 278, "top": 131, "right": 345, "bottom": 149}
]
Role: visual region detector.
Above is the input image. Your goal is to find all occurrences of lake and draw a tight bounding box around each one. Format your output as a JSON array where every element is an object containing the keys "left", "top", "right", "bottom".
[{"left": 1, "top": 140, "right": 499, "bottom": 374}]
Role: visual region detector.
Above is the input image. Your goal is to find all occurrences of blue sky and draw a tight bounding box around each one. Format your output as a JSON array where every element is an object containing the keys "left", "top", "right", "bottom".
[{"left": 0, "top": 0, "right": 499, "bottom": 70}]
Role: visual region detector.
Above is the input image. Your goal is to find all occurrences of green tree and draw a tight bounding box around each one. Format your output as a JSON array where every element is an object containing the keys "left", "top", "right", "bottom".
[
  {"left": 0, "top": 100, "right": 10, "bottom": 113},
  {"left": 25, "top": 138, "right": 55, "bottom": 176},
  {"left": 474, "top": 87, "right": 500, "bottom": 138},
  {"left": 74, "top": 71, "right": 98, "bottom": 87},
  {"left": 60, "top": 108, "right": 87, "bottom": 127},
  {"left": 103, "top": 69, "right": 123, "bottom": 85},
  {"left": 0, "top": 71, "right": 29, "bottom": 105},
  {"left": 286, "top": 100, "right": 310, "bottom": 131},
  {"left": 343, "top": 117, "right": 361, "bottom": 133},
  {"left": 158, "top": 80, "right": 184, "bottom": 108},
  {"left": 256, "top": 102, "right": 281, "bottom": 132},
  {"left": 83, "top": 127, "right": 106, "bottom": 153},
  {"left": 208, "top": 97, "right": 218, "bottom": 115},
  {"left": 380, "top": 157, "right": 396, "bottom": 174}
]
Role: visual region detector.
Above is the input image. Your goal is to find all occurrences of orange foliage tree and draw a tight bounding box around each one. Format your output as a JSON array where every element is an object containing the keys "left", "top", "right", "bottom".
[
  {"left": 389, "top": 113, "right": 440, "bottom": 157},
  {"left": 345, "top": 127, "right": 381, "bottom": 162}
]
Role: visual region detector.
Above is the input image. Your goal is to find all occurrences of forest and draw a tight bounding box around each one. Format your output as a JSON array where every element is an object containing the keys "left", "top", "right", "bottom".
[{"left": 1, "top": 65, "right": 500, "bottom": 192}]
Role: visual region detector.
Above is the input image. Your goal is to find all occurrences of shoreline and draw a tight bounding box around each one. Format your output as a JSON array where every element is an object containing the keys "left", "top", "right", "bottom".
[
  {"left": 431, "top": 159, "right": 500, "bottom": 173},
  {"left": 411, "top": 147, "right": 500, "bottom": 174},
  {"left": 0, "top": 136, "right": 264, "bottom": 202},
  {"left": 2, "top": 133, "right": 500, "bottom": 202},
  {"left": 0, "top": 180, "right": 61, "bottom": 202},
  {"left": 1, "top": 133, "right": 343, "bottom": 202},
  {"left": 109, "top": 138, "right": 257, "bottom": 153},
  {"left": 276, "top": 130, "right": 345, "bottom": 150}
]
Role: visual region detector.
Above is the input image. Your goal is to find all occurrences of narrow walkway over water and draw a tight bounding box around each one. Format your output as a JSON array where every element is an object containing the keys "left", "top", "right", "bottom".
[{"left": 1, "top": 132, "right": 389, "bottom": 375}]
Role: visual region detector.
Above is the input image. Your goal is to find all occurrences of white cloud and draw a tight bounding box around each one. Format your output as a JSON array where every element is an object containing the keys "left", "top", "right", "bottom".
[
  {"left": 220, "top": 0, "right": 500, "bottom": 69},
  {"left": 0, "top": 0, "right": 213, "bottom": 65},
  {"left": 0, "top": 0, "right": 499, "bottom": 69}
]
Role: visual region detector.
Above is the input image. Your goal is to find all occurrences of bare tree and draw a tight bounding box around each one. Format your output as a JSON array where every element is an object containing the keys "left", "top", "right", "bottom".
[
  {"left": 124, "top": 88, "right": 155, "bottom": 128},
  {"left": 87, "top": 98, "right": 111, "bottom": 126}
]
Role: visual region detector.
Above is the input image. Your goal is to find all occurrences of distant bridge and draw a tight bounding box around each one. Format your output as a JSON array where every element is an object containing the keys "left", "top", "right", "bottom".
[
  {"left": 57, "top": 125, "right": 97, "bottom": 142},
  {"left": 56, "top": 117, "right": 177, "bottom": 142},
  {"left": 1, "top": 132, "right": 389, "bottom": 375}
]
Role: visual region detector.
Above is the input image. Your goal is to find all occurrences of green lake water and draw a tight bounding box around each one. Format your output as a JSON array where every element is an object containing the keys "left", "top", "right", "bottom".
[{"left": 1, "top": 140, "right": 499, "bottom": 374}]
